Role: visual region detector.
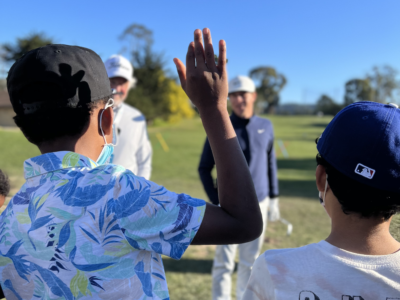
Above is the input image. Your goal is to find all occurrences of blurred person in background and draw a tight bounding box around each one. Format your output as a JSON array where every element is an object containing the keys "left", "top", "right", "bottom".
[
  {"left": 104, "top": 55, "right": 152, "bottom": 179},
  {"left": 0, "top": 170, "right": 10, "bottom": 208},
  {"left": 198, "top": 76, "right": 279, "bottom": 300}
]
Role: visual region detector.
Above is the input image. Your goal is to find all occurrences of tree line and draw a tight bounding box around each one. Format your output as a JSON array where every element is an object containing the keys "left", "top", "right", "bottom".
[
  {"left": 316, "top": 66, "right": 400, "bottom": 115},
  {"left": 248, "top": 65, "right": 400, "bottom": 116},
  {"left": 2, "top": 28, "right": 398, "bottom": 119},
  {"left": 0, "top": 27, "right": 292, "bottom": 117},
  {"left": 0, "top": 25, "right": 194, "bottom": 124}
]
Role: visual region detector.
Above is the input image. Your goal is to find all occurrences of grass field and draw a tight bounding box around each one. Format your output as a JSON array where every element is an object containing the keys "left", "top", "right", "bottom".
[{"left": 0, "top": 115, "right": 399, "bottom": 300}]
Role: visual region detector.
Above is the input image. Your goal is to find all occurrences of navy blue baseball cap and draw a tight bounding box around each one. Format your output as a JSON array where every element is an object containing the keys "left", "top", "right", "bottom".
[{"left": 317, "top": 101, "right": 400, "bottom": 193}]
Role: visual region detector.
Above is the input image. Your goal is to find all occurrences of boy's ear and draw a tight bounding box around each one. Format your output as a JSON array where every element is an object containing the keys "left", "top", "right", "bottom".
[
  {"left": 99, "top": 106, "right": 114, "bottom": 140},
  {"left": 316, "top": 165, "right": 327, "bottom": 192}
]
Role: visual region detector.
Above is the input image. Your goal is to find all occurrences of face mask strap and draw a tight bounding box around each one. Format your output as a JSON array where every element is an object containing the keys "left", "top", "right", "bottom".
[
  {"left": 323, "top": 174, "right": 328, "bottom": 203},
  {"left": 99, "top": 98, "right": 116, "bottom": 145}
]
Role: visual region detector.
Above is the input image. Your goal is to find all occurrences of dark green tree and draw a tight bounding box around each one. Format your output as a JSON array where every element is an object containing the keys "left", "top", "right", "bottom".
[
  {"left": 1, "top": 32, "right": 53, "bottom": 62},
  {"left": 344, "top": 79, "right": 374, "bottom": 105},
  {"left": 120, "top": 24, "right": 174, "bottom": 122},
  {"left": 316, "top": 94, "right": 342, "bottom": 115},
  {"left": 367, "top": 65, "right": 399, "bottom": 103},
  {"left": 249, "top": 67, "right": 286, "bottom": 114}
]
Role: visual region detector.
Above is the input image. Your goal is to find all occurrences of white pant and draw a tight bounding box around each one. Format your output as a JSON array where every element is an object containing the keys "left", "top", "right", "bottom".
[{"left": 212, "top": 198, "right": 269, "bottom": 300}]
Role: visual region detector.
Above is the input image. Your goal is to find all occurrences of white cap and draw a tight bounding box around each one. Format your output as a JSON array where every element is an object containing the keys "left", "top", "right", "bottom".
[
  {"left": 104, "top": 55, "right": 137, "bottom": 87},
  {"left": 228, "top": 76, "right": 256, "bottom": 94}
]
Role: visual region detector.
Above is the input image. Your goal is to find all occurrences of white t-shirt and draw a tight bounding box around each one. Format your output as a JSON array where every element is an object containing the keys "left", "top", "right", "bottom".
[
  {"left": 112, "top": 103, "right": 152, "bottom": 180},
  {"left": 243, "top": 241, "right": 400, "bottom": 300}
]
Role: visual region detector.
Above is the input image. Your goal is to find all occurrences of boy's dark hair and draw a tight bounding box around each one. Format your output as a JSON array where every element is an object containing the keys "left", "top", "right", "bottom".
[
  {"left": 0, "top": 170, "right": 10, "bottom": 197},
  {"left": 316, "top": 152, "right": 400, "bottom": 220},
  {"left": 13, "top": 82, "right": 110, "bottom": 146}
]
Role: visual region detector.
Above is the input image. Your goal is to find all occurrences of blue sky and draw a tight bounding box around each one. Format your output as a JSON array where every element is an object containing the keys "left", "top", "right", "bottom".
[{"left": 1, "top": 0, "right": 399, "bottom": 104}]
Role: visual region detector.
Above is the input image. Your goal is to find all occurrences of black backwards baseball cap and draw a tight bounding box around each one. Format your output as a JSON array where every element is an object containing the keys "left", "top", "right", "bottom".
[
  {"left": 7, "top": 44, "right": 112, "bottom": 116},
  {"left": 317, "top": 101, "right": 400, "bottom": 193}
]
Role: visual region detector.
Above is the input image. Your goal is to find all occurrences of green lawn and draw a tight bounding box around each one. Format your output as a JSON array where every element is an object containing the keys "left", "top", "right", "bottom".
[
  {"left": 0, "top": 115, "right": 399, "bottom": 300},
  {"left": 147, "top": 116, "right": 333, "bottom": 299}
]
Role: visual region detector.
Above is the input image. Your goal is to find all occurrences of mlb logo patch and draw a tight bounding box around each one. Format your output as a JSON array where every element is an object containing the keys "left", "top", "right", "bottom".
[{"left": 354, "top": 163, "right": 375, "bottom": 179}]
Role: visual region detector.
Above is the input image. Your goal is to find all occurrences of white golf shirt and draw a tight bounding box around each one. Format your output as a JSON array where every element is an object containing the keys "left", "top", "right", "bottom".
[{"left": 112, "top": 103, "right": 152, "bottom": 179}]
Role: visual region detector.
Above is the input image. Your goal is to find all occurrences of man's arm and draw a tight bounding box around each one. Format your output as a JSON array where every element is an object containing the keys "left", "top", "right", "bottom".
[
  {"left": 174, "top": 28, "right": 262, "bottom": 245},
  {"left": 267, "top": 129, "right": 279, "bottom": 198},
  {"left": 267, "top": 128, "right": 280, "bottom": 221},
  {"left": 135, "top": 119, "right": 152, "bottom": 180},
  {"left": 198, "top": 138, "right": 219, "bottom": 205}
]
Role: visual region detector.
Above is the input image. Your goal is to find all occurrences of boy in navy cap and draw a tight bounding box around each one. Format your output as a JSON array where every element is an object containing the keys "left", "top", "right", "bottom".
[
  {"left": 0, "top": 28, "right": 262, "bottom": 299},
  {"left": 243, "top": 102, "right": 400, "bottom": 300}
]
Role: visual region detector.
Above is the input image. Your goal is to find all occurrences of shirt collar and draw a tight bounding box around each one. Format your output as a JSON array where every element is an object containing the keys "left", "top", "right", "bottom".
[
  {"left": 23, "top": 151, "right": 98, "bottom": 179},
  {"left": 231, "top": 112, "right": 253, "bottom": 126}
]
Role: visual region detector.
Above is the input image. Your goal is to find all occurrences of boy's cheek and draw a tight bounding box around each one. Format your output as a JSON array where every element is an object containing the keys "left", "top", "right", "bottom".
[{"left": 0, "top": 195, "right": 5, "bottom": 207}]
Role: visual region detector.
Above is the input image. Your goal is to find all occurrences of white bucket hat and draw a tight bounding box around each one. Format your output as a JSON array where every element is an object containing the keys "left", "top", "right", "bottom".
[
  {"left": 104, "top": 55, "right": 137, "bottom": 88},
  {"left": 228, "top": 76, "right": 256, "bottom": 94}
]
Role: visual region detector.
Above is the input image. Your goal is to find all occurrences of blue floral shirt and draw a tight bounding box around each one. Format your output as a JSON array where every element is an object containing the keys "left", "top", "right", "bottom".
[{"left": 0, "top": 151, "right": 205, "bottom": 300}]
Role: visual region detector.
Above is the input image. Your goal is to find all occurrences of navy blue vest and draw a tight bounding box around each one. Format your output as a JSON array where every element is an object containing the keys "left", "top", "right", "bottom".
[{"left": 198, "top": 114, "right": 279, "bottom": 205}]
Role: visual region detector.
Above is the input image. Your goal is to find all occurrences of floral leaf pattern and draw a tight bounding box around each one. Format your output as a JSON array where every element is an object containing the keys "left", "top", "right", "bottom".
[{"left": 0, "top": 151, "right": 205, "bottom": 299}]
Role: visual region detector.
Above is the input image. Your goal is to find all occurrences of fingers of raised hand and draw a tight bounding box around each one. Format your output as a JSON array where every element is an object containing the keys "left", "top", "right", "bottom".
[
  {"left": 186, "top": 42, "right": 196, "bottom": 73},
  {"left": 203, "top": 28, "right": 217, "bottom": 70},
  {"left": 173, "top": 58, "right": 187, "bottom": 90},
  {"left": 217, "top": 40, "right": 227, "bottom": 75},
  {"left": 194, "top": 29, "right": 206, "bottom": 69}
]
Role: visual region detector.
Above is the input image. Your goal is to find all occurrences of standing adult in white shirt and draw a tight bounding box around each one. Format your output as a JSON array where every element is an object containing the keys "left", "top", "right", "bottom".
[{"left": 104, "top": 55, "right": 152, "bottom": 179}]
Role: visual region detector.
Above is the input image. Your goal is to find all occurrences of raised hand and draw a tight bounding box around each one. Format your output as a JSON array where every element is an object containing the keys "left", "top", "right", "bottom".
[
  {"left": 173, "top": 29, "right": 261, "bottom": 246},
  {"left": 173, "top": 28, "right": 228, "bottom": 112}
]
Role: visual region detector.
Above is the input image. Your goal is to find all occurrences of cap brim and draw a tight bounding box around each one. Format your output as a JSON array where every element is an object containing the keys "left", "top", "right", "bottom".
[
  {"left": 228, "top": 88, "right": 256, "bottom": 94},
  {"left": 107, "top": 69, "right": 133, "bottom": 82}
]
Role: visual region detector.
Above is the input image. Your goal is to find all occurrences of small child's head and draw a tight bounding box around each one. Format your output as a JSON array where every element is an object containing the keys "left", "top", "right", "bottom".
[
  {"left": 7, "top": 45, "right": 113, "bottom": 155},
  {"left": 316, "top": 102, "right": 400, "bottom": 220},
  {"left": 0, "top": 170, "right": 10, "bottom": 207}
]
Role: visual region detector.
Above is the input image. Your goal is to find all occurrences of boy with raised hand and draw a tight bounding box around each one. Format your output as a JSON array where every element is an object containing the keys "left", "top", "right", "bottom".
[
  {"left": 243, "top": 102, "right": 400, "bottom": 300},
  {"left": 0, "top": 28, "right": 262, "bottom": 300}
]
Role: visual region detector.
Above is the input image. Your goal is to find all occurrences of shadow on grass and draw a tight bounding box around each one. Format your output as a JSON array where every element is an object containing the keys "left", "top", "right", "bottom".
[
  {"left": 308, "top": 123, "right": 329, "bottom": 128},
  {"left": 277, "top": 158, "right": 318, "bottom": 199},
  {"left": 164, "top": 258, "right": 214, "bottom": 274},
  {"left": 278, "top": 158, "right": 316, "bottom": 171},
  {"left": 164, "top": 258, "right": 238, "bottom": 274},
  {"left": 279, "top": 179, "right": 317, "bottom": 199},
  {"left": 280, "top": 137, "right": 319, "bottom": 142}
]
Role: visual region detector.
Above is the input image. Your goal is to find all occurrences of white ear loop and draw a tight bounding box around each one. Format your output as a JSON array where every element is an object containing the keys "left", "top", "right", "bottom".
[
  {"left": 323, "top": 174, "right": 328, "bottom": 203},
  {"left": 99, "top": 98, "right": 116, "bottom": 145}
]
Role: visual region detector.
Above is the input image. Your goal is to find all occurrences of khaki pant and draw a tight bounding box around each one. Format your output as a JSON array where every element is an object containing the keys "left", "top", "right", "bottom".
[{"left": 211, "top": 198, "right": 269, "bottom": 300}]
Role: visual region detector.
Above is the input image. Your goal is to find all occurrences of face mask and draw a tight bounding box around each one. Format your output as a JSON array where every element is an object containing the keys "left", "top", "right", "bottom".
[
  {"left": 97, "top": 98, "right": 116, "bottom": 165},
  {"left": 318, "top": 174, "right": 328, "bottom": 207}
]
